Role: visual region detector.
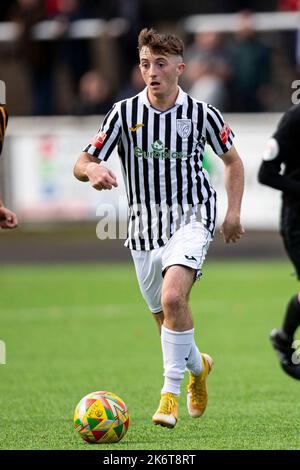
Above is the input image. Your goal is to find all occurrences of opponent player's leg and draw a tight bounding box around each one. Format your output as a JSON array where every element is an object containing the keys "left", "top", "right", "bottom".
[
  {"left": 281, "top": 292, "right": 300, "bottom": 340},
  {"left": 270, "top": 290, "right": 300, "bottom": 379},
  {"left": 270, "top": 294, "right": 300, "bottom": 380},
  {"left": 270, "top": 230, "right": 300, "bottom": 379}
]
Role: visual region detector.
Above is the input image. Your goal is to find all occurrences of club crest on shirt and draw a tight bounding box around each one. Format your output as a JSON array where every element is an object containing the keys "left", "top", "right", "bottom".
[{"left": 176, "top": 119, "right": 192, "bottom": 139}]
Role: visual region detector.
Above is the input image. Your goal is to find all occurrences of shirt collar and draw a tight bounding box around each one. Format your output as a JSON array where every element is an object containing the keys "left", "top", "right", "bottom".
[{"left": 139, "top": 86, "right": 185, "bottom": 110}]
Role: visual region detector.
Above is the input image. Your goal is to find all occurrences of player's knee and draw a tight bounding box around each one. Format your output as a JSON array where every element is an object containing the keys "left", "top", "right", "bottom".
[{"left": 161, "top": 289, "right": 184, "bottom": 314}]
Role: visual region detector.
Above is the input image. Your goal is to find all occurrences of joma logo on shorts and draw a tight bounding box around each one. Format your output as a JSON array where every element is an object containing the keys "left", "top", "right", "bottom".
[{"left": 185, "top": 255, "right": 197, "bottom": 261}]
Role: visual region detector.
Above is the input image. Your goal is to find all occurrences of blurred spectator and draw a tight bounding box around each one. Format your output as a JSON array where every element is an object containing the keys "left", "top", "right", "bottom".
[
  {"left": 187, "top": 58, "right": 228, "bottom": 109},
  {"left": 185, "top": 31, "right": 230, "bottom": 75},
  {"left": 278, "top": 0, "right": 300, "bottom": 71},
  {"left": 74, "top": 70, "right": 113, "bottom": 115},
  {"left": 51, "top": 0, "right": 91, "bottom": 97},
  {"left": 45, "top": 0, "right": 60, "bottom": 15},
  {"left": 185, "top": 31, "right": 231, "bottom": 110},
  {"left": 228, "top": 0, "right": 277, "bottom": 11},
  {"left": 10, "top": 0, "right": 55, "bottom": 115},
  {"left": 88, "top": 0, "right": 143, "bottom": 81},
  {"left": 140, "top": 0, "right": 277, "bottom": 20},
  {"left": 0, "top": 0, "right": 16, "bottom": 21},
  {"left": 228, "top": 10, "right": 273, "bottom": 112},
  {"left": 116, "top": 64, "right": 145, "bottom": 101},
  {"left": 118, "top": 0, "right": 143, "bottom": 73},
  {"left": 184, "top": 31, "right": 231, "bottom": 109},
  {"left": 278, "top": 0, "right": 299, "bottom": 8}
]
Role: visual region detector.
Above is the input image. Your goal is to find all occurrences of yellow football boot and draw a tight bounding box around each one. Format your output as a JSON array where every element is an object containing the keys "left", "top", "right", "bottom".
[
  {"left": 187, "top": 353, "right": 213, "bottom": 418},
  {"left": 152, "top": 392, "right": 179, "bottom": 428}
]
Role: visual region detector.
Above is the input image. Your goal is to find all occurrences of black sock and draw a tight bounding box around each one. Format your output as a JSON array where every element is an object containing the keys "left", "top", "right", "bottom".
[{"left": 282, "top": 294, "right": 300, "bottom": 338}]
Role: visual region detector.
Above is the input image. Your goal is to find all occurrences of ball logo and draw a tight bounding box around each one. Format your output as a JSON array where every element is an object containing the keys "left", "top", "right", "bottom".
[
  {"left": 93, "top": 408, "right": 103, "bottom": 418},
  {"left": 219, "top": 123, "right": 231, "bottom": 145},
  {"left": 92, "top": 131, "right": 107, "bottom": 149}
]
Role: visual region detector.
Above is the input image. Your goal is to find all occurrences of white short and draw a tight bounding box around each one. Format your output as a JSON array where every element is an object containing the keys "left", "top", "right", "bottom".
[{"left": 131, "top": 221, "right": 213, "bottom": 314}]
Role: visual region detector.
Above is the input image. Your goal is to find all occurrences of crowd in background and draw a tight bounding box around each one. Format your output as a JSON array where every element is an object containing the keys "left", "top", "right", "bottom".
[{"left": 0, "top": 0, "right": 299, "bottom": 115}]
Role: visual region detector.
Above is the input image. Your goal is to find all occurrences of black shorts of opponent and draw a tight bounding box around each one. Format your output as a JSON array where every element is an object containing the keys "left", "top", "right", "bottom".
[{"left": 280, "top": 203, "right": 300, "bottom": 280}]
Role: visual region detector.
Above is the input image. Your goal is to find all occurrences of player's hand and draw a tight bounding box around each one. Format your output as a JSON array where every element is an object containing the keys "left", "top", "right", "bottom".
[
  {"left": 0, "top": 206, "right": 18, "bottom": 229},
  {"left": 220, "top": 213, "right": 245, "bottom": 243},
  {"left": 86, "top": 163, "right": 118, "bottom": 191}
]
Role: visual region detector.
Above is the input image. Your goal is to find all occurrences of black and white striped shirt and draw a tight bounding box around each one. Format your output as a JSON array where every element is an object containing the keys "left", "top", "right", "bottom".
[{"left": 84, "top": 87, "right": 234, "bottom": 250}]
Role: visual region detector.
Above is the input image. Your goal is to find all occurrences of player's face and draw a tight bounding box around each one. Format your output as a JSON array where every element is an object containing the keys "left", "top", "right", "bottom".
[{"left": 139, "top": 47, "right": 185, "bottom": 100}]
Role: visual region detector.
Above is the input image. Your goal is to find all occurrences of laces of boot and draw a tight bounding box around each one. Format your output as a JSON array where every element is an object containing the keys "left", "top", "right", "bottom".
[
  {"left": 191, "top": 377, "right": 204, "bottom": 402},
  {"left": 161, "top": 395, "right": 174, "bottom": 414}
]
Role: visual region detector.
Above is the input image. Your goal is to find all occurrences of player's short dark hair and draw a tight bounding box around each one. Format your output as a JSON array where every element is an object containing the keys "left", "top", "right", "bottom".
[{"left": 138, "top": 28, "right": 184, "bottom": 58}]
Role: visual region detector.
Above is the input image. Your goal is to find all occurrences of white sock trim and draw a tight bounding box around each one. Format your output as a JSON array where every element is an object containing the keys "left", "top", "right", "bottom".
[
  {"left": 162, "top": 326, "right": 194, "bottom": 335},
  {"left": 161, "top": 326, "right": 194, "bottom": 344}
]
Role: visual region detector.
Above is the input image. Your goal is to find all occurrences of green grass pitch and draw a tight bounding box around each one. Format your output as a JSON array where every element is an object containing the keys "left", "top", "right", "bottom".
[{"left": 0, "top": 261, "right": 300, "bottom": 450}]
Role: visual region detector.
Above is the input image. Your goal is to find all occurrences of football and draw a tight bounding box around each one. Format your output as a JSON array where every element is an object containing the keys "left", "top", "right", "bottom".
[{"left": 74, "top": 391, "right": 130, "bottom": 444}]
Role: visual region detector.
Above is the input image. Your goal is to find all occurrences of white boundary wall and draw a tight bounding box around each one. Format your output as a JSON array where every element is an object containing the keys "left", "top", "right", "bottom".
[{"left": 5, "top": 113, "right": 283, "bottom": 229}]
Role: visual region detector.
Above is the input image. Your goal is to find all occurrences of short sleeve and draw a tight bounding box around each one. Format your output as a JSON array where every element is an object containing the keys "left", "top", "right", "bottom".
[
  {"left": 83, "top": 103, "right": 121, "bottom": 161},
  {"left": 205, "top": 104, "right": 234, "bottom": 156}
]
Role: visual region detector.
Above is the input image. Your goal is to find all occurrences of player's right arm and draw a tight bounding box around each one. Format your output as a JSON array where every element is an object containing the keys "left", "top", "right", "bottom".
[
  {"left": 74, "top": 152, "right": 118, "bottom": 190},
  {"left": 74, "top": 103, "right": 121, "bottom": 191},
  {"left": 0, "top": 201, "right": 18, "bottom": 229}
]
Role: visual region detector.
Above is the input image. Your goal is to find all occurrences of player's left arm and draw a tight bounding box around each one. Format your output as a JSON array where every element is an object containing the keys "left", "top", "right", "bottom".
[
  {"left": 204, "top": 104, "right": 244, "bottom": 242},
  {"left": 220, "top": 145, "right": 245, "bottom": 243}
]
